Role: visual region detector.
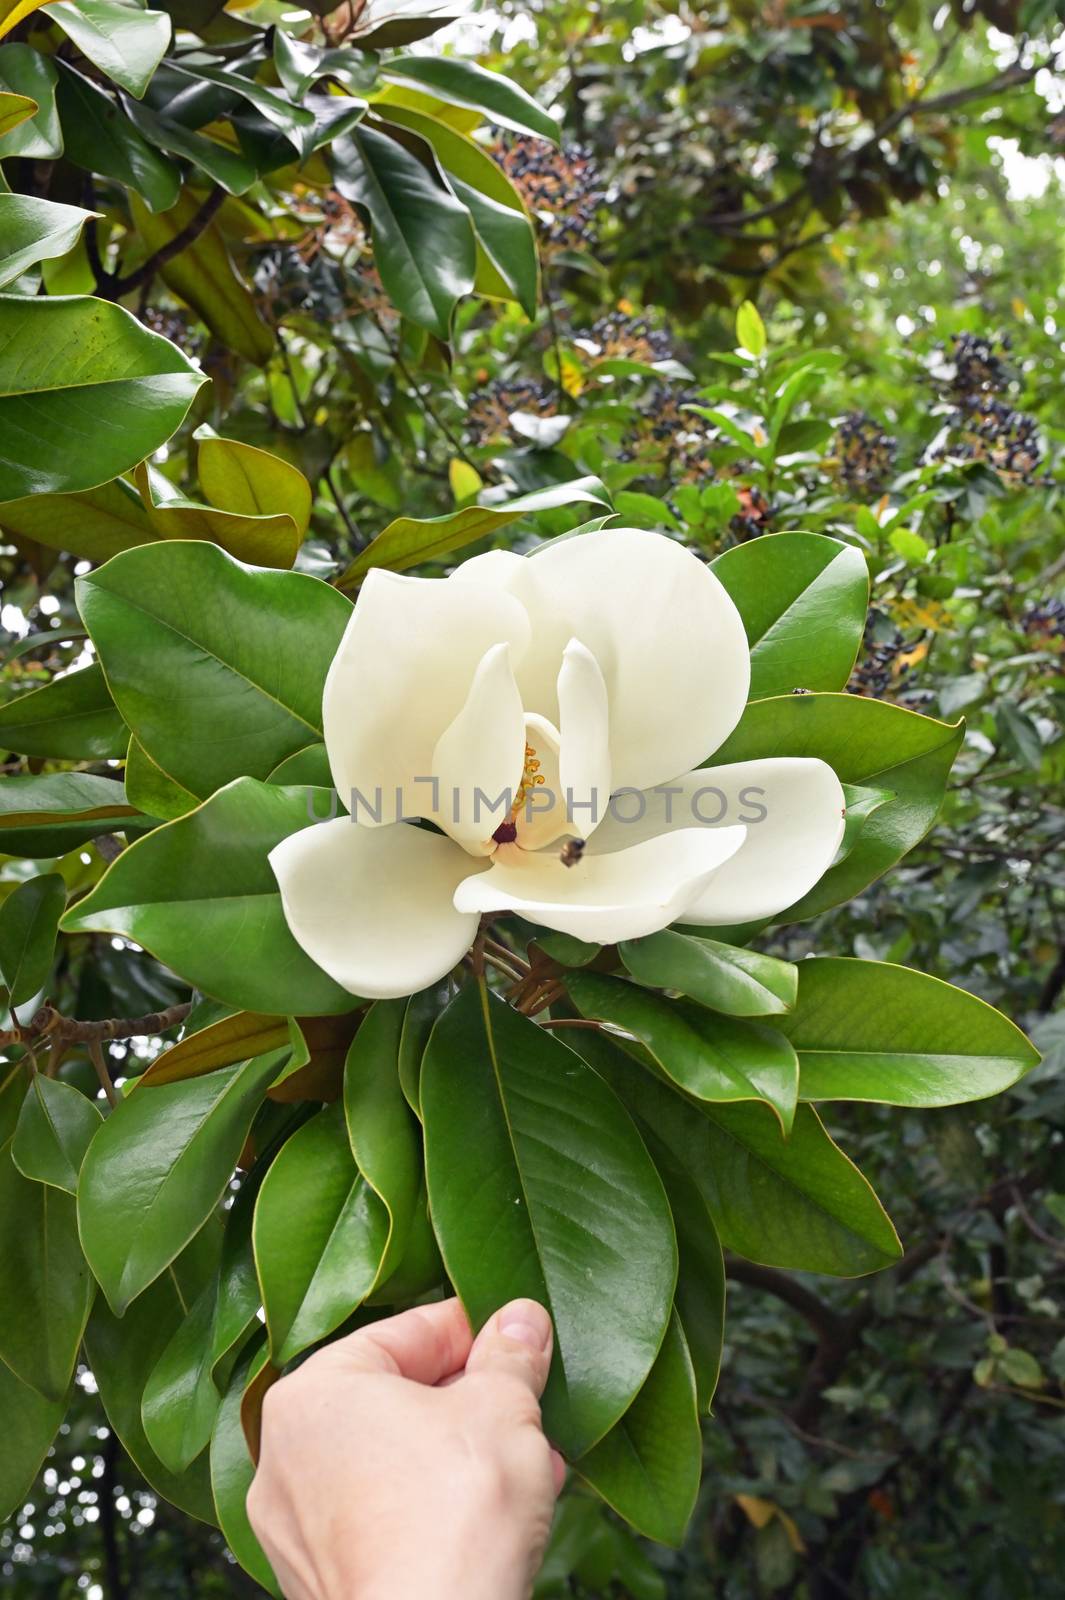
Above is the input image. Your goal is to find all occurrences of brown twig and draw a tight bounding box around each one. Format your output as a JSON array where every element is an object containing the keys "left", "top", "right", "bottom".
[
  {"left": 94, "top": 189, "right": 225, "bottom": 301},
  {"left": 0, "top": 1000, "right": 192, "bottom": 1053},
  {"left": 88, "top": 1040, "right": 118, "bottom": 1109}
]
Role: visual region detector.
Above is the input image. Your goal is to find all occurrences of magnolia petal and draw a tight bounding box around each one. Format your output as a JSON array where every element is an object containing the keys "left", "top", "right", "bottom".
[
  {"left": 455, "top": 528, "right": 750, "bottom": 792},
  {"left": 431, "top": 642, "right": 525, "bottom": 854},
  {"left": 586, "top": 757, "right": 846, "bottom": 925},
  {"left": 269, "top": 818, "right": 483, "bottom": 999},
  {"left": 323, "top": 569, "right": 530, "bottom": 825},
  {"left": 557, "top": 637, "right": 612, "bottom": 842},
  {"left": 453, "top": 826, "right": 747, "bottom": 944}
]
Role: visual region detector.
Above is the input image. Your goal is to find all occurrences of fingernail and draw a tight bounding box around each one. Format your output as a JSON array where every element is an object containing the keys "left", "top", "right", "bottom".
[{"left": 499, "top": 1299, "right": 552, "bottom": 1352}]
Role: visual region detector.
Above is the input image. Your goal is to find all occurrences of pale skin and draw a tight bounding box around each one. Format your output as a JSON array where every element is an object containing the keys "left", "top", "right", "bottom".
[{"left": 247, "top": 1297, "right": 565, "bottom": 1600}]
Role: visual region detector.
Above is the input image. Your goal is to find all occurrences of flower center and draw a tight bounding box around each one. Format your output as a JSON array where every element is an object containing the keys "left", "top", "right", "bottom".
[{"left": 491, "top": 742, "right": 545, "bottom": 848}]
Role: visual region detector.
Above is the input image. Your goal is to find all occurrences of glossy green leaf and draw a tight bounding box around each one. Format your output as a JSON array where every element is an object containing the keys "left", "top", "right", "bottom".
[
  {"left": 141, "top": 1274, "right": 222, "bottom": 1473},
  {"left": 77, "top": 542, "right": 351, "bottom": 797},
  {"left": 579, "top": 1029, "right": 901, "bottom": 1277},
  {"left": 54, "top": 61, "right": 180, "bottom": 212},
  {"left": 128, "top": 190, "right": 275, "bottom": 366},
  {"left": 0, "top": 46, "right": 61, "bottom": 159},
  {"left": 711, "top": 533, "right": 869, "bottom": 697},
  {"left": 133, "top": 459, "right": 300, "bottom": 568},
  {"left": 0, "top": 477, "right": 156, "bottom": 562},
  {"left": 169, "top": 60, "right": 315, "bottom": 155},
  {"left": 382, "top": 55, "right": 559, "bottom": 141},
  {"left": 376, "top": 102, "right": 537, "bottom": 314},
  {"left": 84, "top": 1228, "right": 219, "bottom": 1522},
  {"left": 397, "top": 981, "right": 449, "bottom": 1115},
  {"left": 576, "top": 1315, "right": 701, "bottom": 1547},
  {"left": 349, "top": 0, "right": 459, "bottom": 50},
  {"left": 197, "top": 433, "right": 313, "bottom": 536},
  {"left": 47, "top": 0, "right": 171, "bottom": 99},
  {"left": 125, "top": 95, "right": 258, "bottom": 194},
  {"left": 660, "top": 1163, "right": 725, "bottom": 1412},
  {"left": 0, "top": 662, "right": 126, "bottom": 760},
  {"left": 568, "top": 972, "right": 799, "bottom": 1133},
  {"left": 422, "top": 984, "right": 676, "bottom": 1457},
  {"left": 140, "top": 1009, "right": 290, "bottom": 1088},
  {"left": 0, "top": 86, "right": 34, "bottom": 135},
  {"left": 334, "top": 121, "right": 475, "bottom": 340},
  {"left": 0, "top": 1136, "right": 93, "bottom": 1400},
  {"left": 0, "top": 871, "right": 65, "bottom": 1010},
  {"left": 619, "top": 930, "right": 797, "bottom": 1017},
  {"left": 78, "top": 1055, "right": 278, "bottom": 1314},
  {"left": 343, "top": 1001, "right": 421, "bottom": 1287},
  {"left": 778, "top": 957, "right": 1040, "bottom": 1106},
  {"left": 0, "top": 771, "right": 141, "bottom": 858},
  {"left": 11, "top": 1074, "right": 102, "bottom": 1194},
  {"left": 210, "top": 1338, "right": 282, "bottom": 1596},
  {"left": 266, "top": 742, "right": 332, "bottom": 786},
  {"left": 0, "top": 1355, "right": 65, "bottom": 1522},
  {"left": 335, "top": 476, "right": 610, "bottom": 588},
  {"left": 124, "top": 734, "right": 199, "bottom": 822},
  {"left": 254, "top": 1102, "right": 389, "bottom": 1364},
  {"left": 0, "top": 194, "right": 97, "bottom": 289},
  {"left": 0, "top": 296, "right": 204, "bottom": 500},
  {"left": 708, "top": 693, "right": 964, "bottom": 922},
  {"left": 274, "top": 30, "right": 378, "bottom": 100},
  {"left": 61, "top": 779, "right": 356, "bottom": 1015}
]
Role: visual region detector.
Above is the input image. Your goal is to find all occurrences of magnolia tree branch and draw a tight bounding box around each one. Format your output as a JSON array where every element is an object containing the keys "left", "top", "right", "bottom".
[
  {"left": 0, "top": 1001, "right": 192, "bottom": 1053},
  {"left": 91, "top": 187, "right": 225, "bottom": 301}
]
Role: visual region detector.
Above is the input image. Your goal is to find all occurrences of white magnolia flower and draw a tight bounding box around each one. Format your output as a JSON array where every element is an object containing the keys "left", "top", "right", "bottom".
[{"left": 270, "top": 528, "right": 845, "bottom": 999}]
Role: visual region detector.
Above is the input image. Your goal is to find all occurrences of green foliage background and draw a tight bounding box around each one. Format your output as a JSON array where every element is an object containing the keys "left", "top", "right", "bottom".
[{"left": 1, "top": 0, "right": 1064, "bottom": 1596}]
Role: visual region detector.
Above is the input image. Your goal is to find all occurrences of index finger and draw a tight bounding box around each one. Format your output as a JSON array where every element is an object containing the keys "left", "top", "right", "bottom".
[{"left": 329, "top": 1298, "right": 473, "bottom": 1385}]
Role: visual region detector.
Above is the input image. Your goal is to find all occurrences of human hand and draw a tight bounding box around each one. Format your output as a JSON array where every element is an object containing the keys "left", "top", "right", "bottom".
[{"left": 247, "top": 1297, "right": 564, "bottom": 1600}]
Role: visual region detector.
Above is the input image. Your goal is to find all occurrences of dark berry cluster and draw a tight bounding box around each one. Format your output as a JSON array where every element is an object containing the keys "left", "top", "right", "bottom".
[
  {"left": 495, "top": 138, "right": 604, "bottom": 252},
  {"left": 728, "top": 484, "right": 772, "bottom": 541},
  {"left": 577, "top": 311, "right": 672, "bottom": 365},
  {"left": 933, "top": 332, "right": 1052, "bottom": 488},
  {"left": 465, "top": 377, "right": 559, "bottom": 446},
  {"left": 620, "top": 384, "right": 714, "bottom": 480},
  {"left": 835, "top": 410, "right": 897, "bottom": 498},
  {"left": 848, "top": 618, "right": 910, "bottom": 699},
  {"left": 1022, "top": 598, "right": 1065, "bottom": 649},
  {"left": 142, "top": 306, "right": 199, "bottom": 351}
]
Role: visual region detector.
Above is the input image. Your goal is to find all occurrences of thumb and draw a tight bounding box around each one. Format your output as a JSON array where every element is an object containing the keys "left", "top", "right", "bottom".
[{"left": 464, "top": 1298, "right": 554, "bottom": 1399}]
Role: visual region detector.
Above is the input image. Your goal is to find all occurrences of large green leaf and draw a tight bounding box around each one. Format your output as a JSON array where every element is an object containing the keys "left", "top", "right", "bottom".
[
  {"left": 0, "top": 45, "right": 61, "bottom": 159},
  {"left": 128, "top": 190, "right": 275, "bottom": 366},
  {"left": 124, "top": 733, "right": 199, "bottom": 822},
  {"left": 0, "top": 194, "right": 97, "bottom": 289},
  {"left": 0, "top": 662, "right": 126, "bottom": 760},
  {"left": 708, "top": 693, "right": 964, "bottom": 922},
  {"left": 376, "top": 103, "right": 537, "bottom": 315},
  {"left": 343, "top": 1001, "right": 421, "bottom": 1288},
  {"left": 0, "top": 771, "right": 142, "bottom": 857},
  {"left": 11, "top": 1075, "right": 102, "bottom": 1194},
  {"left": 210, "top": 1338, "right": 282, "bottom": 1596},
  {"left": 618, "top": 930, "right": 797, "bottom": 1018},
  {"left": 0, "top": 296, "right": 204, "bottom": 500},
  {"left": 140, "top": 1009, "right": 291, "bottom": 1088},
  {"left": 0, "top": 871, "right": 65, "bottom": 1011},
  {"left": 0, "top": 1137, "right": 94, "bottom": 1400},
  {"left": 575, "top": 1314, "right": 701, "bottom": 1548},
  {"left": 47, "top": 0, "right": 171, "bottom": 99},
  {"left": 61, "top": 779, "right": 357, "bottom": 1015},
  {"left": 141, "top": 1272, "right": 224, "bottom": 1474},
  {"left": 711, "top": 533, "right": 869, "bottom": 698},
  {"left": 253, "top": 1102, "right": 389, "bottom": 1364},
  {"left": 125, "top": 94, "right": 258, "bottom": 194},
  {"left": 197, "top": 433, "right": 313, "bottom": 536},
  {"left": 77, "top": 542, "right": 351, "bottom": 797},
  {"left": 54, "top": 60, "right": 180, "bottom": 212},
  {"left": 335, "top": 477, "right": 610, "bottom": 588},
  {"left": 567, "top": 971, "right": 799, "bottom": 1133},
  {"left": 578, "top": 1029, "right": 901, "bottom": 1277},
  {"left": 78, "top": 1055, "right": 278, "bottom": 1314},
  {"left": 778, "top": 957, "right": 1040, "bottom": 1106},
  {"left": 0, "top": 1356, "right": 65, "bottom": 1522},
  {"left": 84, "top": 1228, "right": 219, "bottom": 1522},
  {"left": 660, "top": 1163, "right": 725, "bottom": 1412},
  {"left": 381, "top": 55, "right": 559, "bottom": 141},
  {"left": 133, "top": 459, "right": 300, "bottom": 568},
  {"left": 422, "top": 984, "right": 676, "bottom": 1458},
  {"left": 0, "top": 477, "right": 156, "bottom": 562},
  {"left": 334, "top": 121, "right": 475, "bottom": 339}
]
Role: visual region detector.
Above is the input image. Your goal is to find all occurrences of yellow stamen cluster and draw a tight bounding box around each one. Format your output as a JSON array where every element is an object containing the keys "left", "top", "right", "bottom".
[{"left": 514, "top": 741, "right": 546, "bottom": 812}]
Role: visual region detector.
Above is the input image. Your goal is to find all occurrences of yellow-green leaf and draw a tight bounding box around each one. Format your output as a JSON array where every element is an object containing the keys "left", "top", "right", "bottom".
[
  {"left": 197, "top": 433, "right": 312, "bottom": 536},
  {"left": 134, "top": 460, "right": 300, "bottom": 569}
]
